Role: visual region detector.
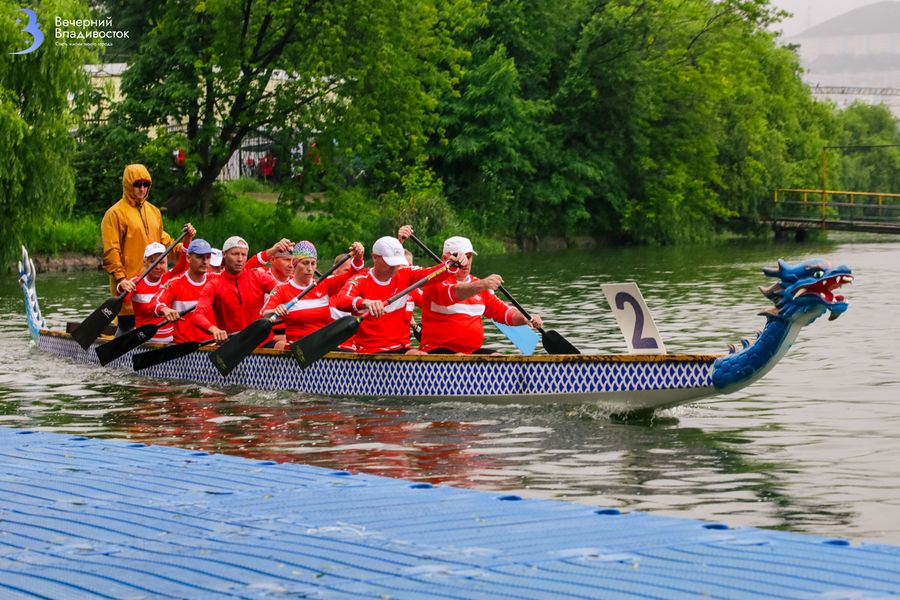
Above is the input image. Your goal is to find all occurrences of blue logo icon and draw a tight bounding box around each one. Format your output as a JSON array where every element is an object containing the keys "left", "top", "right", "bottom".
[{"left": 11, "top": 8, "right": 44, "bottom": 55}]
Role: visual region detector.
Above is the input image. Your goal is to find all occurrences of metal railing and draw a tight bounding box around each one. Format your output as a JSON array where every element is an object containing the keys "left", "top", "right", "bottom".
[{"left": 771, "top": 188, "right": 900, "bottom": 232}]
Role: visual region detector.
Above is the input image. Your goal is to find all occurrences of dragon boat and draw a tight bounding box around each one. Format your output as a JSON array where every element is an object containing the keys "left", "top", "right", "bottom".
[{"left": 18, "top": 247, "right": 851, "bottom": 414}]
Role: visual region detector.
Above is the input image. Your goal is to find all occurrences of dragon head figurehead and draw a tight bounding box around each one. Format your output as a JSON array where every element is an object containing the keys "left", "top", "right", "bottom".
[{"left": 759, "top": 258, "right": 852, "bottom": 322}]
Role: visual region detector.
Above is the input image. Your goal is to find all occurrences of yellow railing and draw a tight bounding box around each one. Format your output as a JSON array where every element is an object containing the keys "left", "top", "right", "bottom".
[{"left": 773, "top": 188, "right": 900, "bottom": 224}]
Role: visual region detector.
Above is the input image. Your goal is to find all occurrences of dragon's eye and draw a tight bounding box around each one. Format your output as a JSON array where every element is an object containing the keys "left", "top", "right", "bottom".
[{"left": 813, "top": 270, "right": 824, "bottom": 279}]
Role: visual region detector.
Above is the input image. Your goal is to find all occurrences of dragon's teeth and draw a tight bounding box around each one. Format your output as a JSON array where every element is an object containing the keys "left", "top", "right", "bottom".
[{"left": 794, "top": 287, "right": 807, "bottom": 296}]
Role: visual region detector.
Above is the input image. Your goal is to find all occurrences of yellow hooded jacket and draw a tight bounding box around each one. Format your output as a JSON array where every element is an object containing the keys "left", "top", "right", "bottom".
[{"left": 101, "top": 164, "right": 180, "bottom": 316}]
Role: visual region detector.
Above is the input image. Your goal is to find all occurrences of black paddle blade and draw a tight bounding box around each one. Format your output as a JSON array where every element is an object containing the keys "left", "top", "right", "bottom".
[
  {"left": 95, "top": 322, "right": 160, "bottom": 365},
  {"left": 541, "top": 329, "right": 580, "bottom": 354},
  {"left": 291, "top": 316, "right": 361, "bottom": 369},
  {"left": 133, "top": 341, "right": 203, "bottom": 371},
  {"left": 209, "top": 319, "right": 274, "bottom": 377},
  {"left": 71, "top": 296, "right": 125, "bottom": 350}
]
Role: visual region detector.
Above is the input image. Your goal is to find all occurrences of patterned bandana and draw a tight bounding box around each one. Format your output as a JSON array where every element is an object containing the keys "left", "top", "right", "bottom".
[{"left": 291, "top": 240, "right": 317, "bottom": 259}]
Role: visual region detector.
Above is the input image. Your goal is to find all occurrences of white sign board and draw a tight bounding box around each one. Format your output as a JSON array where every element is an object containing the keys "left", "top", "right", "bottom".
[{"left": 601, "top": 282, "right": 667, "bottom": 355}]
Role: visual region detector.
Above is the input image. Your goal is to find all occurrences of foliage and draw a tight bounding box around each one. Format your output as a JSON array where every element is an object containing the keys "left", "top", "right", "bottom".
[
  {"left": 427, "top": 0, "right": 843, "bottom": 244},
  {"left": 29, "top": 215, "right": 100, "bottom": 255},
  {"left": 224, "top": 177, "right": 278, "bottom": 195},
  {"left": 72, "top": 123, "right": 195, "bottom": 216},
  {"left": 832, "top": 103, "right": 900, "bottom": 194},
  {"left": 71, "top": 0, "right": 885, "bottom": 248},
  {"left": 0, "top": 0, "right": 93, "bottom": 262},
  {"left": 110, "top": 0, "right": 477, "bottom": 215},
  {"left": 175, "top": 191, "right": 356, "bottom": 257}
]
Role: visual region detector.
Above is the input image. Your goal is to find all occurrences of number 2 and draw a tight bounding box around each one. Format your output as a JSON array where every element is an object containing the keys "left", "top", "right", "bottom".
[{"left": 614, "top": 292, "right": 659, "bottom": 349}]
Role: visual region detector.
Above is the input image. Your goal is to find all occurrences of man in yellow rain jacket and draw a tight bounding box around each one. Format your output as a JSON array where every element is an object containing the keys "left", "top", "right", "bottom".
[{"left": 101, "top": 164, "right": 185, "bottom": 332}]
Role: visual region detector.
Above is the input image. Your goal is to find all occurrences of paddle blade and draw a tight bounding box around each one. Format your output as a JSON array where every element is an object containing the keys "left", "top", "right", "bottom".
[
  {"left": 291, "top": 316, "right": 361, "bottom": 369},
  {"left": 491, "top": 321, "right": 539, "bottom": 356},
  {"left": 133, "top": 341, "right": 203, "bottom": 371},
  {"left": 95, "top": 322, "right": 160, "bottom": 366},
  {"left": 209, "top": 319, "right": 274, "bottom": 376},
  {"left": 541, "top": 329, "right": 580, "bottom": 355},
  {"left": 71, "top": 296, "right": 125, "bottom": 350}
]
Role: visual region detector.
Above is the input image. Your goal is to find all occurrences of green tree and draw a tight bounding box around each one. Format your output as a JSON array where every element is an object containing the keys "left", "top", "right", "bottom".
[
  {"left": 1, "top": 0, "right": 92, "bottom": 262},
  {"left": 115, "top": 0, "right": 475, "bottom": 215},
  {"left": 551, "top": 0, "right": 833, "bottom": 243},
  {"left": 833, "top": 103, "right": 900, "bottom": 194},
  {"left": 429, "top": 0, "right": 594, "bottom": 240}
]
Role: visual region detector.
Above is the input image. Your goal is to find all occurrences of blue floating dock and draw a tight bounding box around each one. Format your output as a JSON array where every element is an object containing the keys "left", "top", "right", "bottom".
[{"left": 1, "top": 428, "right": 899, "bottom": 599}]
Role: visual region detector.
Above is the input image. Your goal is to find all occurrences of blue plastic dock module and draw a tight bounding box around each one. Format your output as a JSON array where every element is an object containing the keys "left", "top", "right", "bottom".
[{"left": 1, "top": 428, "right": 899, "bottom": 599}]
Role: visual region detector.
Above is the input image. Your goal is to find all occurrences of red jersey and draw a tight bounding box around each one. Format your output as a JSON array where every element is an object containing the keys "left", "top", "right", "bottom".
[
  {"left": 262, "top": 271, "right": 356, "bottom": 342},
  {"left": 154, "top": 272, "right": 216, "bottom": 343},
  {"left": 124, "top": 251, "right": 188, "bottom": 342},
  {"left": 194, "top": 268, "right": 279, "bottom": 335},
  {"left": 419, "top": 276, "right": 516, "bottom": 354},
  {"left": 333, "top": 263, "right": 453, "bottom": 353},
  {"left": 406, "top": 287, "right": 422, "bottom": 323}
]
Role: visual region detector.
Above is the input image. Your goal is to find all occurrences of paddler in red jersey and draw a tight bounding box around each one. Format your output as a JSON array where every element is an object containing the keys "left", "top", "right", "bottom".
[
  {"left": 332, "top": 226, "right": 468, "bottom": 354},
  {"left": 247, "top": 238, "right": 295, "bottom": 283},
  {"left": 154, "top": 238, "right": 218, "bottom": 343},
  {"left": 116, "top": 223, "right": 195, "bottom": 343},
  {"left": 261, "top": 240, "right": 366, "bottom": 349},
  {"left": 195, "top": 236, "right": 280, "bottom": 343},
  {"left": 410, "top": 235, "right": 543, "bottom": 354}
]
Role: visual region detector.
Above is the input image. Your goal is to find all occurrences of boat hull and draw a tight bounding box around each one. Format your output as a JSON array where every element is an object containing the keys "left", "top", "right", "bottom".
[{"left": 36, "top": 330, "right": 720, "bottom": 412}]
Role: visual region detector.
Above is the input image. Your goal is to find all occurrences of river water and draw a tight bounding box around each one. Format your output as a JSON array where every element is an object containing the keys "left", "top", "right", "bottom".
[{"left": 1, "top": 235, "right": 898, "bottom": 543}]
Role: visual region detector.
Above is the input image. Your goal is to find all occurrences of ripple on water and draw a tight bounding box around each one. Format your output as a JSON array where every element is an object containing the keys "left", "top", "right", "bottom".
[{"left": 1, "top": 241, "right": 899, "bottom": 543}]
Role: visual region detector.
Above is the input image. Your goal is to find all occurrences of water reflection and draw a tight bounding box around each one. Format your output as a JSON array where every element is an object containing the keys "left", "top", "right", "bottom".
[{"left": 1, "top": 235, "right": 898, "bottom": 543}]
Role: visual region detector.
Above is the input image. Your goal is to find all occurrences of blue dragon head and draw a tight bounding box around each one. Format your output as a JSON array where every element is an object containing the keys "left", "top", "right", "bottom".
[{"left": 759, "top": 258, "right": 852, "bottom": 322}]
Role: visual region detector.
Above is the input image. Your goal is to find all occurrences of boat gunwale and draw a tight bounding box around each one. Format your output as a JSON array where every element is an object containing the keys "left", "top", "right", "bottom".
[{"left": 41, "top": 328, "right": 725, "bottom": 364}]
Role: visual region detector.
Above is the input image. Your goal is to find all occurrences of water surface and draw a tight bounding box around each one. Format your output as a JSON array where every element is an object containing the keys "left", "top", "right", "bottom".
[{"left": 1, "top": 235, "right": 898, "bottom": 543}]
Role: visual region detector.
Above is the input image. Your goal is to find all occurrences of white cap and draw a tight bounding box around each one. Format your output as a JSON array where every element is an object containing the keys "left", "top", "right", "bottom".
[
  {"left": 443, "top": 236, "right": 477, "bottom": 256},
  {"left": 372, "top": 236, "right": 408, "bottom": 266},
  {"left": 222, "top": 236, "right": 249, "bottom": 252},
  {"left": 144, "top": 242, "right": 167, "bottom": 258},
  {"left": 210, "top": 248, "right": 223, "bottom": 267}
]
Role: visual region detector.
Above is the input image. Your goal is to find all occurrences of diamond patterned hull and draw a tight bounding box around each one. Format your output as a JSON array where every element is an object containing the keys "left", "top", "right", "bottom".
[{"left": 36, "top": 330, "right": 720, "bottom": 413}]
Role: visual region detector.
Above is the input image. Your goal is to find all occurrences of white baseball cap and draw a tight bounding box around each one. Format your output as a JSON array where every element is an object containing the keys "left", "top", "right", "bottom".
[
  {"left": 143, "top": 241, "right": 167, "bottom": 258},
  {"left": 443, "top": 236, "right": 477, "bottom": 256},
  {"left": 210, "top": 248, "right": 223, "bottom": 267},
  {"left": 222, "top": 236, "right": 249, "bottom": 252},
  {"left": 372, "top": 236, "right": 408, "bottom": 266}
]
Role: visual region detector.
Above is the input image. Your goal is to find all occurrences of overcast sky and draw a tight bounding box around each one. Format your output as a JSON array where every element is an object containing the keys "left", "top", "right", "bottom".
[{"left": 768, "top": 0, "right": 886, "bottom": 37}]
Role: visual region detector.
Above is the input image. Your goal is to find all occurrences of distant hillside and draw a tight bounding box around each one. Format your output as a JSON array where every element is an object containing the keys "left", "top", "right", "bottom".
[{"left": 794, "top": 1, "right": 900, "bottom": 38}]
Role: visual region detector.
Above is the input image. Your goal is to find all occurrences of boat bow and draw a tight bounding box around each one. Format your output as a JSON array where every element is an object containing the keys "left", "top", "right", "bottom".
[{"left": 712, "top": 258, "right": 852, "bottom": 394}]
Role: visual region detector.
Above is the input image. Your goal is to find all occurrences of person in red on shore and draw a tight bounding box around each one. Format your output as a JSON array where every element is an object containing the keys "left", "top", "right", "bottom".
[
  {"left": 154, "top": 239, "right": 217, "bottom": 343},
  {"left": 195, "top": 236, "right": 280, "bottom": 343},
  {"left": 412, "top": 235, "right": 543, "bottom": 354},
  {"left": 116, "top": 223, "right": 195, "bottom": 343},
  {"left": 247, "top": 238, "right": 294, "bottom": 283},
  {"left": 262, "top": 240, "right": 366, "bottom": 349},
  {"left": 333, "top": 226, "right": 468, "bottom": 354}
]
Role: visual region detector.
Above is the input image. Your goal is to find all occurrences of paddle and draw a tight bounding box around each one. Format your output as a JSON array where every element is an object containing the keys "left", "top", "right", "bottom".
[
  {"left": 95, "top": 307, "right": 195, "bottom": 366},
  {"left": 406, "top": 234, "right": 578, "bottom": 354},
  {"left": 132, "top": 336, "right": 217, "bottom": 371},
  {"left": 291, "top": 261, "right": 455, "bottom": 369},
  {"left": 209, "top": 254, "right": 354, "bottom": 377},
  {"left": 71, "top": 231, "right": 188, "bottom": 350}
]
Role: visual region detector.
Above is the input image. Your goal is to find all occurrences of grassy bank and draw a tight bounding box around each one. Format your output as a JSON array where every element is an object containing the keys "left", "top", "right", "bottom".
[{"left": 24, "top": 183, "right": 507, "bottom": 263}]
